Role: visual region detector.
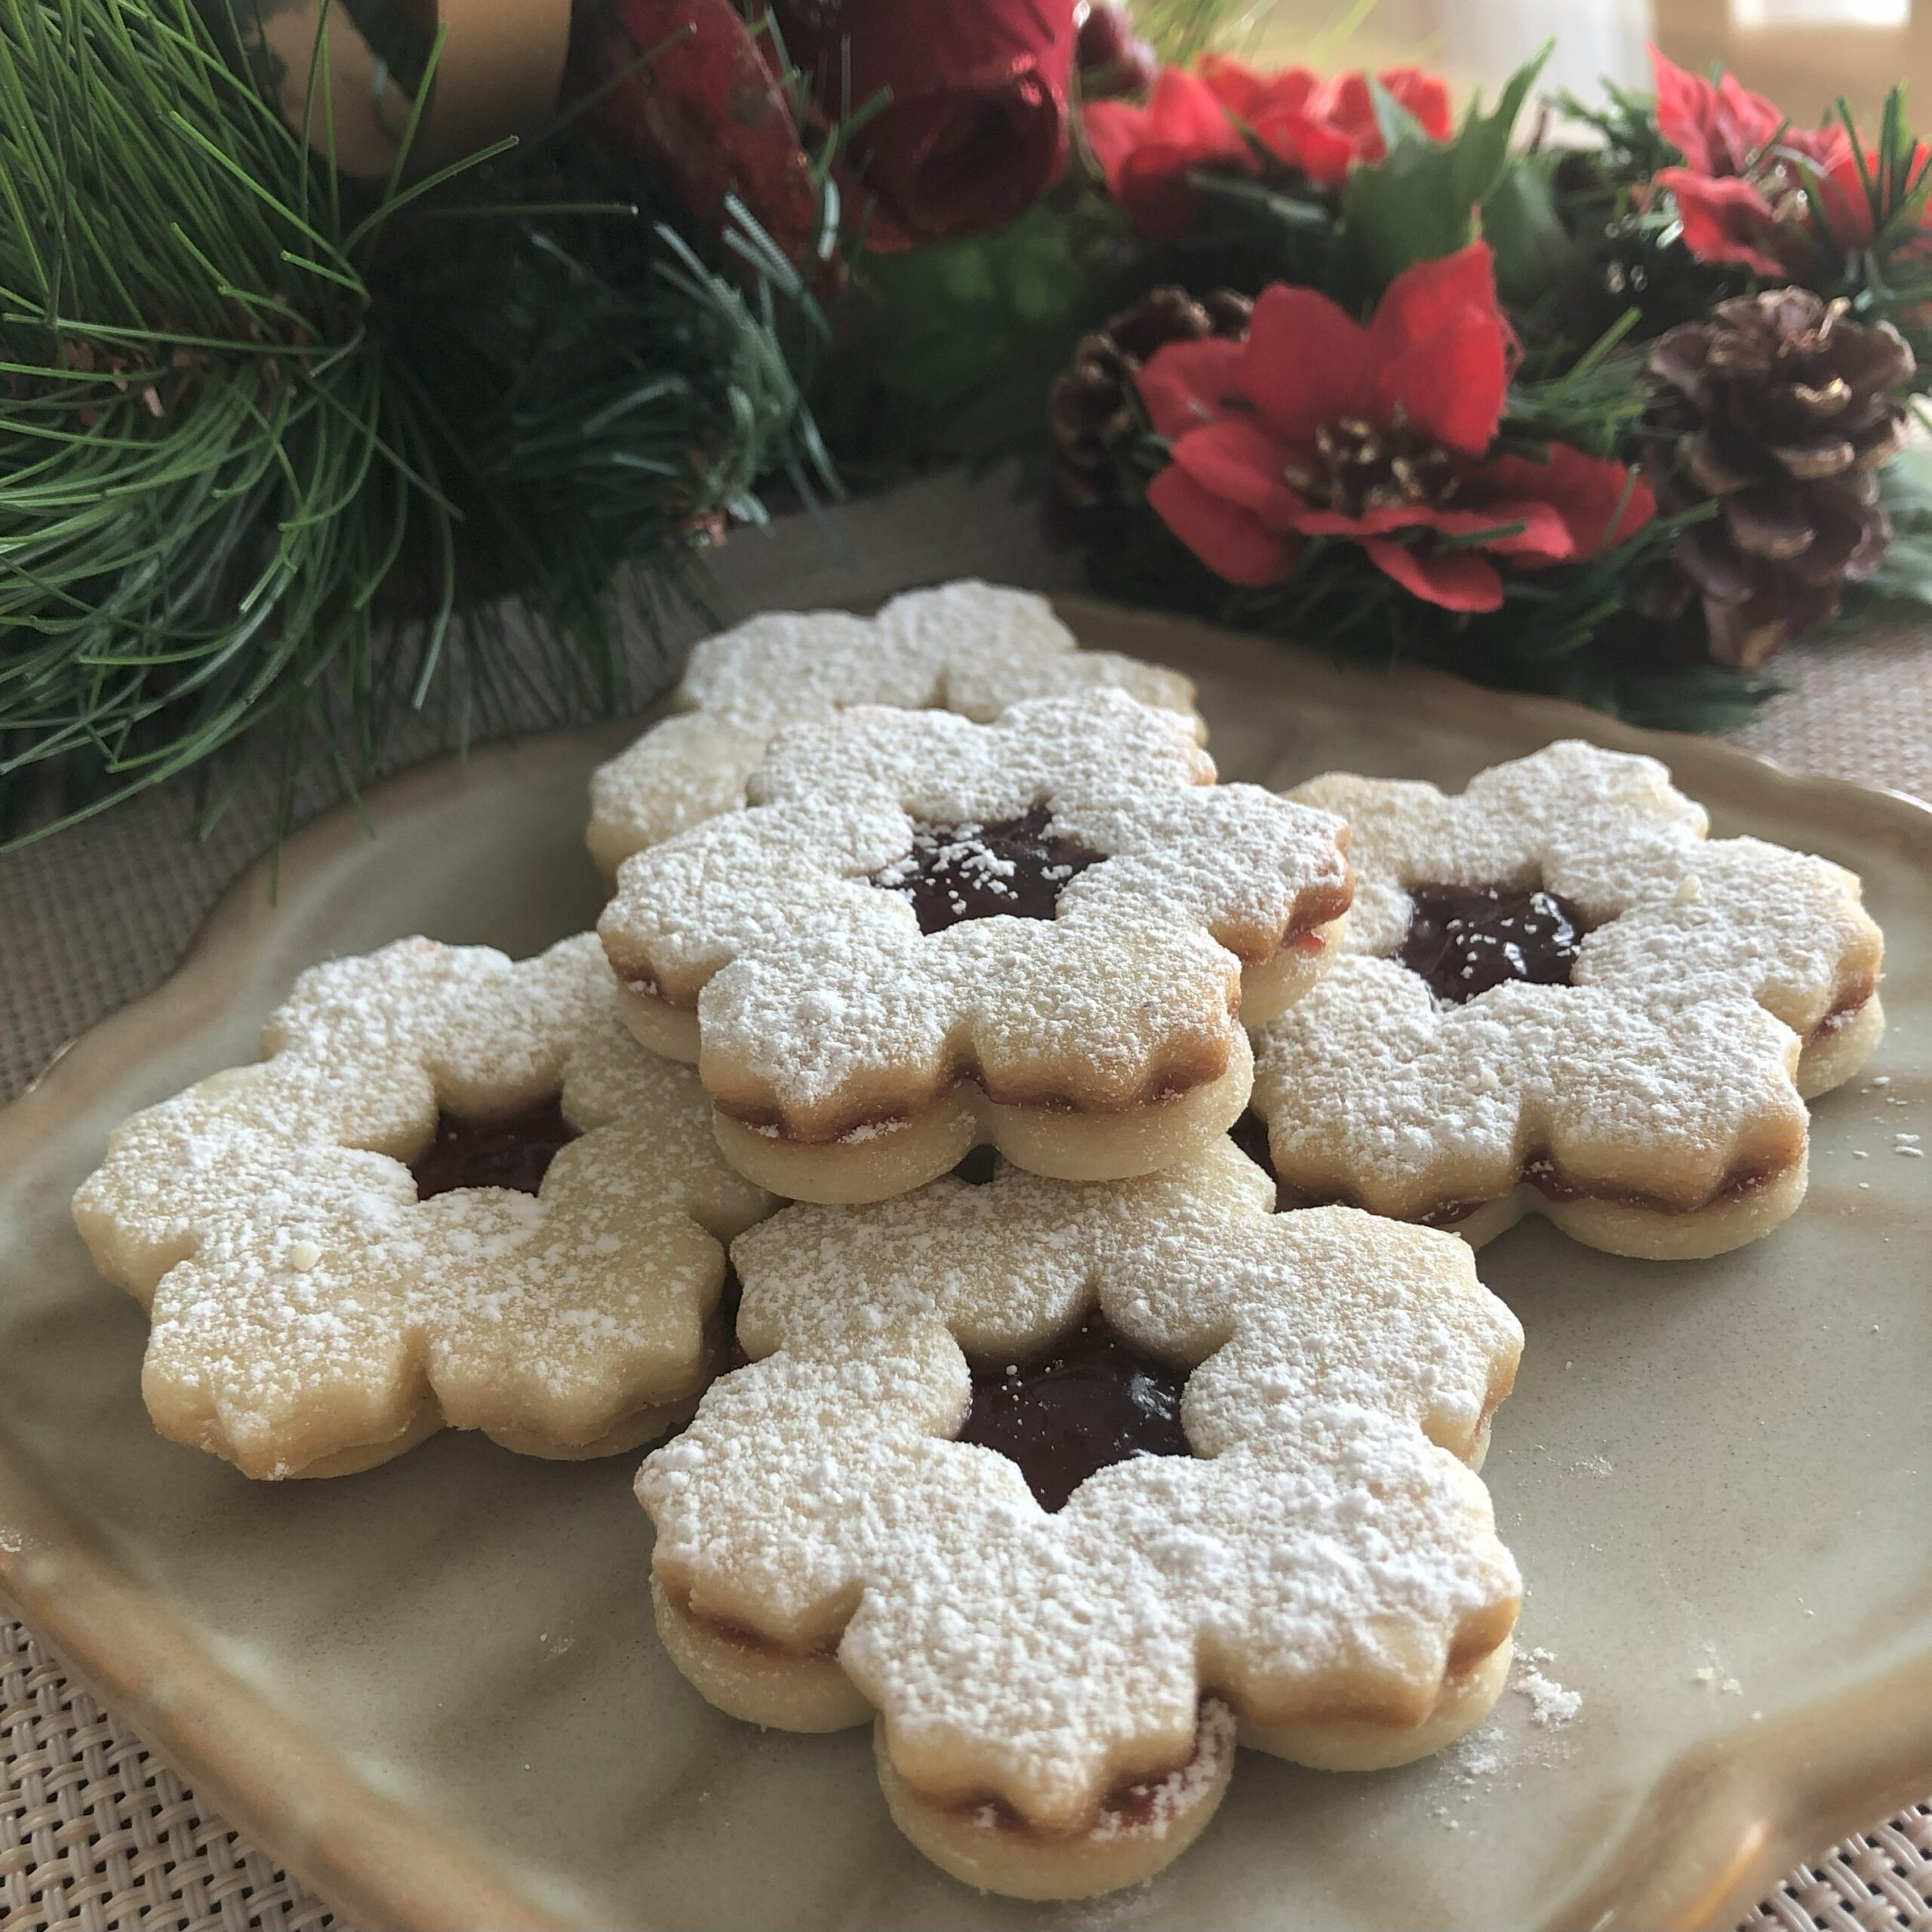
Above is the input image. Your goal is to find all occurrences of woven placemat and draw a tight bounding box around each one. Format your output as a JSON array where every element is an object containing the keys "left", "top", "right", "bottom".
[{"left": 2, "top": 473, "right": 1928, "bottom": 1932}]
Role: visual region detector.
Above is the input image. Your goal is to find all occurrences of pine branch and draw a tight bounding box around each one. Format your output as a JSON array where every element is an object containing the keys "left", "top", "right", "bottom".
[{"left": 0, "top": 0, "right": 829, "bottom": 844}]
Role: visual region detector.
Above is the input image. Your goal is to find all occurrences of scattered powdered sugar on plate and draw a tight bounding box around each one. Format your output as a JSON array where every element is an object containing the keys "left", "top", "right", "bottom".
[
  {"left": 1515, "top": 1646, "right": 1583, "bottom": 1727},
  {"left": 1429, "top": 1641, "right": 1583, "bottom": 1826}
]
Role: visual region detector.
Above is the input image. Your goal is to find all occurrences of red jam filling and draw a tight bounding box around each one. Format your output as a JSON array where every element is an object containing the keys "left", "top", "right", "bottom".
[
  {"left": 872, "top": 806, "right": 1103, "bottom": 934},
  {"left": 410, "top": 1097, "right": 579, "bottom": 1199},
  {"left": 957, "top": 1313, "right": 1192, "bottom": 1512},
  {"left": 1398, "top": 883, "right": 1591, "bottom": 1004}
]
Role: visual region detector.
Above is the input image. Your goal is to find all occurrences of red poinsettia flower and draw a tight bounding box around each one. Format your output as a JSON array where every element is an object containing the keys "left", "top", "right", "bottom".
[
  {"left": 1084, "top": 56, "right": 1453, "bottom": 238},
  {"left": 1084, "top": 67, "right": 1258, "bottom": 238},
  {"left": 1198, "top": 55, "right": 1452, "bottom": 186},
  {"left": 1649, "top": 47, "right": 1848, "bottom": 275},
  {"left": 1136, "top": 245, "right": 1655, "bottom": 610}
]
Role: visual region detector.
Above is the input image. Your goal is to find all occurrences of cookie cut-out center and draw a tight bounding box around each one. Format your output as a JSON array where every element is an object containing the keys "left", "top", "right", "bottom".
[
  {"left": 872, "top": 805, "right": 1102, "bottom": 934},
  {"left": 957, "top": 1312, "right": 1192, "bottom": 1512},
  {"left": 1398, "top": 883, "right": 1590, "bottom": 1004},
  {"left": 411, "top": 1097, "right": 579, "bottom": 1200}
]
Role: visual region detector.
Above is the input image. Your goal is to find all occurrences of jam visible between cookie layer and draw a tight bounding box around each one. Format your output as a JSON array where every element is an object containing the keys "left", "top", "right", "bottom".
[
  {"left": 954, "top": 1697, "right": 1232, "bottom": 1836},
  {"left": 957, "top": 1312, "right": 1192, "bottom": 1512},
  {"left": 411, "top": 1097, "right": 580, "bottom": 1199},
  {"left": 1398, "top": 883, "right": 1591, "bottom": 1003},
  {"left": 872, "top": 806, "right": 1103, "bottom": 934}
]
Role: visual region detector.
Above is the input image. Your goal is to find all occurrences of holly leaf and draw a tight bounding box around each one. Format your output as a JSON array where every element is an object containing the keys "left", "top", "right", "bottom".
[
  {"left": 828, "top": 203, "right": 1094, "bottom": 471},
  {"left": 1484, "top": 152, "right": 1595, "bottom": 308},
  {"left": 1336, "top": 43, "right": 1551, "bottom": 297}
]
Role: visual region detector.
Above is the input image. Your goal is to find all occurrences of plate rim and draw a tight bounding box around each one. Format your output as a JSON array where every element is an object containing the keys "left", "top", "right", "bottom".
[{"left": 2, "top": 597, "right": 1928, "bottom": 1932}]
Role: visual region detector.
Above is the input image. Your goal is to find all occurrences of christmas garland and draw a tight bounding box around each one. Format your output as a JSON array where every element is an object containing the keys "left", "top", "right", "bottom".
[
  {"left": 829, "top": 15, "right": 1932, "bottom": 729},
  {"left": 0, "top": 0, "right": 835, "bottom": 843},
  {"left": 10, "top": 3, "right": 1932, "bottom": 848}
]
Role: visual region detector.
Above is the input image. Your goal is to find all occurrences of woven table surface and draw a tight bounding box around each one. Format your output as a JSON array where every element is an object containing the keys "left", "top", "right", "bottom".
[{"left": 2, "top": 472, "right": 1928, "bottom": 1932}]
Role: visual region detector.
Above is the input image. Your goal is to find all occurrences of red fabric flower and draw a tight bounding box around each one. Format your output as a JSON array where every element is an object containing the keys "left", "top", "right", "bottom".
[
  {"left": 573, "top": 0, "right": 819, "bottom": 272},
  {"left": 1198, "top": 55, "right": 1452, "bottom": 185},
  {"left": 1083, "top": 67, "right": 1257, "bottom": 239},
  {"left": 771, "top": 0, "right": 1078, "bottom": 252},
  {"left": 1136, "top": 245, "right": 1655, "bottom": 609},
  {"left": 1084, "top": 57, "right": 1453, "bottom": 238},
  {"left": 1809, "top": 136, "right": 1932, "bottom": 256},
  {"left": 1648, "top": 47, "right": 1848, "bottom": 275}
]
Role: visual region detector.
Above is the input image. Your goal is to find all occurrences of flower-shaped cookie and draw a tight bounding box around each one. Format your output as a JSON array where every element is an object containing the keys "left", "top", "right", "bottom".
[
  {"left": 585, "top": 580, "right": 1201, "bottom": 878},
  {"left": 638, "top": 1141, "right": 1523, "bottom": 1900},
  {"left": 73, "top": 935, "right": 774, "bottom": 1478},
  {"left": 598, "top": 690, "right": 1352, "bottom": 1201},
  {"left": 1247, "top": 740, "right": 1884, "bottom": 1260}
]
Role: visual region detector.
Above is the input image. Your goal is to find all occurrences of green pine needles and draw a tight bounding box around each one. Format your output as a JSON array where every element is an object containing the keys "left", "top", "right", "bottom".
[{"left": 0, "top": 0, "right": 828, "bottom": 843}]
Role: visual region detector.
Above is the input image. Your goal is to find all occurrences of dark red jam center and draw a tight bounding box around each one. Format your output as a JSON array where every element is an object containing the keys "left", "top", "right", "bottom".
[
  {"left": 410, "top": 1097, "right": 579, "bottom": 1199},
  {"left": 957, "top": 1313, "right": 1192, "bottom": 1512},
  {"left": 1229, "top": 1107, "right": 1276, "bottom": 1180},
  {"left": 872, "top": 805, "right": 1103, "bottom": 935},
  {"left": 1397, "top": 883, "right": 1591, "bottom": 1004}
]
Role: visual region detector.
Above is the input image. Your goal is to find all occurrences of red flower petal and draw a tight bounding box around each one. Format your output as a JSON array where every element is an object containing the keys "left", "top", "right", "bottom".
[
  {"left": 1370, "top": 243, "right": 1501, "bottom": 355},
  {"left": 1168, "top": 418, "right": 1300, "bottom": 519},
  {"left": 1376, "top": 310, "right": 1509, "bottom": 457},
  {"left": 1243, "top": 283, "right": 1376, "bottom": 439},
  {"left": 1136, "top": 337, "right": 1249, "bottom": 440},
  {"left": 1281, "top": 498, "right": 1572, "bottom": 552},
  {"left": 1287, "top": 503, "right": 1441, "bottom": 537},
  {"left": 1475, "top": 448, "right": 1657, "bottom": 562},
  {"left": 1361, "top": 538, "right": 1505, "bottom": 610},
  {"left": 1147, "top": 465, "right": 1301, "bottom": 586},
  {"left": 1195, "top": 59, "right": 1451, "bottom": 184},
  {"left": 1195, "top": 54, "right": 1286, "bottom": 119},
  {"left": 1655, "top": 168, "right": 1792, "bottom": 275},
  {"left": 1258, "top": 111, "right": 1358, "bottom": 186},
  {"left": 1814, "top": 144, "right": 1882, "bottom": 248},
  {"left": 774, "top": 0, "right": 1077, "bottom": 249},
  {"left": 1378, "top": 66, "right": 1454, "bottom": 143},
  {"left": 1650, "top": 45, "right": 1720, "bottom": 175},
  {"left": 1712, "top": 71, "right": 1790, "bottom": 175},
  {"left": 1085, "top": 69, "right": 1254, "bottom": 238},
  {"left": 1430, "top": 498, "right": 1576, "bottom": 558}
]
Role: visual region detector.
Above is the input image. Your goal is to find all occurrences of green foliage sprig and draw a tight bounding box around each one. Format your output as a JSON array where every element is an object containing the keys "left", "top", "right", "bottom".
[{"left": 0, "top": 0, "right": 827, "bottom": 844}]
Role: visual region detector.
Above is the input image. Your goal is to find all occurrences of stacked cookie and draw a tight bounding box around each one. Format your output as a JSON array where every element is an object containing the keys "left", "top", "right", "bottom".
[{"left": 73, "top": 582, "right": 1884, "bottom": 1902}]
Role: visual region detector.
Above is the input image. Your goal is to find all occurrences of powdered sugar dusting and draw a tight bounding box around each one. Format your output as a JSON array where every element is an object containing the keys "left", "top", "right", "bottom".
[
  {"left": 638, "top": 1141, "right": 1522, "bottom": 1831},
  {"left": 586, "top": 582, "right": 1201, "bottom": 870},
  {"left": 600, "top": 693, "right": 1349, "bottom": 1131},
  {"left": 1088, "top": 1700, "right": 1235, "bottom": 1843},
  {"left": 1516, "top": 1646, "right": 1582, "bottom": 1727},
  {"left": 72, "top": 935, "right": 775, "bottom": 1477},
  {"left": 1430, "top": 1641, "right": 1583, "bottom": 1826},
  {"left": 1252, "top": 741, "right": 1882, "bottom": 1223}
]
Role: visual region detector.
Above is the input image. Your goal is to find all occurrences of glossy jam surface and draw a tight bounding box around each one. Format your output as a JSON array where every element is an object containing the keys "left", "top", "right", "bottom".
[
  {"left": 411, "top": 1097, "right": 579, "bottom": 1199},
  {"left": 957, "top": 1313, "right": 1191, "bottom": 1512},
  {"left": 1398, "top": 883, "right": 1591, "bottom": 1004},
  {"left": 872, "top": 806, "right": 1103, "bottom": 935}
]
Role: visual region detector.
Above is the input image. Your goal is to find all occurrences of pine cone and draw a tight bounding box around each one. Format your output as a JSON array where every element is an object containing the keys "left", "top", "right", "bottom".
[
  {"left": 1636, "top": 291, "right": 1913, "bottom": 668},
  {"left": 1044, "top": 287, "right": 1251, "bottom": 550}
]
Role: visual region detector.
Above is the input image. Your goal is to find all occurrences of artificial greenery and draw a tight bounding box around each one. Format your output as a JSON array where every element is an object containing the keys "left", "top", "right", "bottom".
[{"left": 0, "top": 0, "right": 827, "bottom": 844}]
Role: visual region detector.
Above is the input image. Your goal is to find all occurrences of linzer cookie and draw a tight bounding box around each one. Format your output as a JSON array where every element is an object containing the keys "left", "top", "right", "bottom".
[
  {"left": 1247, "top": 740, "right": 1884, "bottom": 1260},
  {"left": 638, "top": 1141, "right": 1523, "bottom": 1900},
  {"left": 598, "top": 690, "right": 1352, "bottom": 1201},
  {"left": 72, "top": 934, "right": 774, "bottom": 1478},
  {"left": 586, "top": 580, "right": 1201, "bottom": 878}
]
